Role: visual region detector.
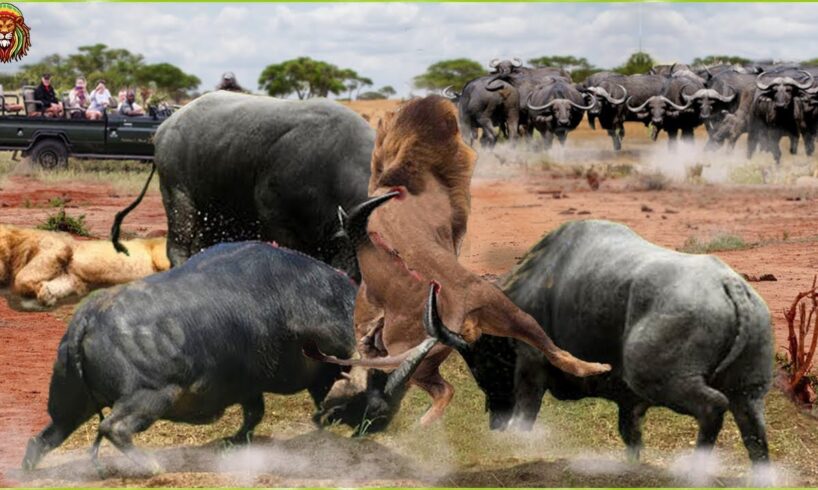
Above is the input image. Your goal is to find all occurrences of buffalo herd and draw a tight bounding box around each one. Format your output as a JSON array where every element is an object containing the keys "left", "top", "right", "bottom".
[
  {"left": 445, "top": 58, "right": 818, "bottom": 165},
  {"left": 22, "top": 89, "right": 775, "bottom": 479}
]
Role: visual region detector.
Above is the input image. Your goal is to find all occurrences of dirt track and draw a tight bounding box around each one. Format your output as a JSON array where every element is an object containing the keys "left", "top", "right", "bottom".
[
  {"left": 1, "top": 163, "right": 817, "bottom": 486},
  {"left": 1, "top": 101, "right": 818, "bottom": 486}
]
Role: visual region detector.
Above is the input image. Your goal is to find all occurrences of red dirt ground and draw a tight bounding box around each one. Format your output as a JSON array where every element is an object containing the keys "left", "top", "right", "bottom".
[{"left": 1, "top": 164, "right": 817, "bottom": 484}]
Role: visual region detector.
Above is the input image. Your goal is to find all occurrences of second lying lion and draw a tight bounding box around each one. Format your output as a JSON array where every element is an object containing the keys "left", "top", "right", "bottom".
[{"left": 0, "top": 224, "right": 169, "bottom": 306}]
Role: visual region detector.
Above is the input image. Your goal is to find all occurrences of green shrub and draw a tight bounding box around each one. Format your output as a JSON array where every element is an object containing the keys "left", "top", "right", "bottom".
[{"left": 37, "top": 207, "right": 92, "bottom": 237}]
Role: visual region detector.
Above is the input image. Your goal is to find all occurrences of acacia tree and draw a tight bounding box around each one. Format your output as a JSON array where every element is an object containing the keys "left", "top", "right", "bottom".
[
  {"left": 342, "top": 69, "right": 373, "bottom": 100},
  {"left": 528, "top": 55, "right": 600, "bottom": 82},
  {"left": 259, "top": 57, "right": 365, "bottom": 99},
  {"left": 614, "top": 52, "right": 656, "bottom": 75},
  {"left": 692, "top": 55, "right": 752, "bottom": 67},
  {"left": 413, "top": 58, "right": 484, "bottom": 91},
  {"left": 135, "top": 63, "right": 200, "bottom": 103},
  {"left": 1, "top": 44, "right": 199, "bottom": 100},
  {"left": 358, "top": 86, "right": 399, "bottom": 100}
]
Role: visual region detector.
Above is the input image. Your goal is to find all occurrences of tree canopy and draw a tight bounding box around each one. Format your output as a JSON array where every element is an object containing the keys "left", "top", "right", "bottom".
[
  {"left": 259, "top": 57, "right": 368, "bottom": 99},
  {"left": 0, "top": 43, "right": 200, "bottom": 102},
  {"left": 343, "top": 69, "right": 373, "bottom": 100},
  {"left": 528, "top": 55, "right": 601, "bottom": 82},
  {"left": 613, "top": 52, "right": 656, "bottom": 75},
  {"left": 135, "top": 63, "right": 200, "bottom": 102},
  {"left": 413, "top": 58, "right": 484, "bottom": 91},
  {"left": 357, "top": 86, "right": 398, "bottom": 100},
  {"left": 692, "top": 55, "right": 752, "bottom": 67}
]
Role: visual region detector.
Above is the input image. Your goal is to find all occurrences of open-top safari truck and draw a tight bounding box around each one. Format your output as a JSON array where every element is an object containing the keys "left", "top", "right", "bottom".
[{"left": 0, "top": 86, "right": 173, "bottom": 169}]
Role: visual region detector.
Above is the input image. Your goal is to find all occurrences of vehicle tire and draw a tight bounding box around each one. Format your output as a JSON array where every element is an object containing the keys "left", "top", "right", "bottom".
[{"left": 30, "top": 139, "right": 69, "bottom": 170}]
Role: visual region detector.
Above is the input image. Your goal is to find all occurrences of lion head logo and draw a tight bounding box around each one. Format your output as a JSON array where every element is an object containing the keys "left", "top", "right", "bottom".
[{"left": 0, "top": 3, "right": 29, "bottom": 63}]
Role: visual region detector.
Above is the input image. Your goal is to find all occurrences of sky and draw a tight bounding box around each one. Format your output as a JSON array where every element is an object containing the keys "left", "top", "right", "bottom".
[{"left": 4, "top": 2, "right": 818, "bottom": 97}]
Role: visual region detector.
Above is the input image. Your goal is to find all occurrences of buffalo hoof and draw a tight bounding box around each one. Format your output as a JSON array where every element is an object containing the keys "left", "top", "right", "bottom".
[
  {"left": 488, "top": 411, "right": 513, "bottom": 431},
  {"left": 133, "top": 454, "right": 164, "bottom": 477},
  {"left": 314, "top": 391, "right": 370, "bottom": 430},
  {"left": 313, "top": 403, "right": 348, "bottom": 427},
  {"left": 21, "top": 436, "right": 45, "bottom": 471},
  {"left": 506, "top": 415, "right": 536, "bottom": 432}
]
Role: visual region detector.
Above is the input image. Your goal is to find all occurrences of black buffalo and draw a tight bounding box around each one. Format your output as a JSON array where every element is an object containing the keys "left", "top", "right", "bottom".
[
  {"left": 111, "top": 91, "right": 373, "bottom": 281},
  {"left": 626, "top": 75, "right": 701, "bottom": 148},
  {"left": 579, "top": 72, "right": 629, "bottom": 150},
  {"left": 747, "top": 69, "right": 814, "bottom": 163},
  {"left": 703, "top": 69, "right": 759, "bottom": 150},
  {"left": 22, "top": 241, "right": 362, "bottom": 474},
  {"left": 507, "top": 66, "right": 572, "bottom": 139},
  {"left": 446, "top": 76, "right": 520, "bottom": 147},
  {"left": 616, "top": 74, "right": 666, "bottom": 130},
  {"left": 525, "top": 79, "right": 593, "bottom": 148},
  {"left": 796, "top": 67, "right": 818, "bottom": 156},
  {"left": 463, "top": 220, "right": 773, "bottom": 464},
  {"left": 487, "top": 57, "right": 525, "bottom": 85}
]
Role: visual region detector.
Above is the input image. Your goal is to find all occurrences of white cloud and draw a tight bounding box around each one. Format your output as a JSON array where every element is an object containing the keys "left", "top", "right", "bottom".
[{"left": 5, "top": 2, "right": 818, "bottom": 97}]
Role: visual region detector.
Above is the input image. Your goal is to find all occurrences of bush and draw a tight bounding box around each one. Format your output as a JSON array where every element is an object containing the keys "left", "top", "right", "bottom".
[
  {"left": 678, "top": 234, "right": 750, "bottom": 254},
  {"left": 357, "top": 91, "right": 388, "bottom": 100},
  {"left": 37, "top": 207, "right": 91, "bottom": 237}
]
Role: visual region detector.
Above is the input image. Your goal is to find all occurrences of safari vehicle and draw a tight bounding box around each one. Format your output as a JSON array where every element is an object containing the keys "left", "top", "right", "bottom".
[{"left": 0, "top": 85, "right": 173, "bottom": 169}]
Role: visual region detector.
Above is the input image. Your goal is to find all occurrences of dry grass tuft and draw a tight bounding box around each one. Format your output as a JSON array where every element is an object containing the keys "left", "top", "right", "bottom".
[{"left": 679, "top": 233, "right": 751, "bottom": 254}]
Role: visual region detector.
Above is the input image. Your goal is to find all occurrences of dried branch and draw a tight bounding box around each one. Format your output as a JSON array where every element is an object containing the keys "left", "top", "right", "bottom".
[{"left": 782, "top": 275, "right": 818, "bottom": 405}]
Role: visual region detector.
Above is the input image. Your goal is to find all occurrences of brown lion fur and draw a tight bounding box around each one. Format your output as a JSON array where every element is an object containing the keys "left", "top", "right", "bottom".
[
  {"left": 344, "top": 95, "right": 609, "bottom": 426},
  {"left": 0, "top": 224, "right": 169, "bottom": 307},
  {"left": 369, "top": 95, "right": 476, "bottom": 251}
]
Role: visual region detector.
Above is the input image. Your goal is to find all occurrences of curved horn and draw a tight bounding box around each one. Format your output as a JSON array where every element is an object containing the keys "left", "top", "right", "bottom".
[
  {"left": 511, "top": 57, "right": 522, "bottom": 67},
  {"left": 489, "top": 58, "right": 500, "bottom": 69},
  {"left": 423, "top": 283, "right": 470, "bottom": 352},
  {"left": 806, "top": 85, "right": 818, "bottom": 94},
  {"left": 660, "top": 96, "right": 692, "bottom": 111},
  {"left": 568, "top": 95, "right": 595, "bottom": 111},
  {"left": 716, "top": 86, "right": 736, "bottom": 102},
  {"left": 589, "top": 86, "right": 626, "bottom": 105},
  {"left": 791, "top": 70, "right": 814, "bottom": 90},
  {"left": 626, "top": 95, "right": 651, "bottom": 113},
  {"left": 608, "top": 84, "right": 628, "bottom": 104},
  {"left": 486, "top": 78, "right": 507, "bottom": 91},
  {"left": 526, "top": 93, "right": 558, "bottom": 111},
  {"left": 339, "top": 189, "right": 403, "bottom": 248},
  {"left": 682, "top": 88, "right": 706, "bottom": 102},
  {"left": 441, "top": 85, "right": 458, "bottom": 99},
  {"left": 756, "top": 71, "right": 780, "bottom": 91},
  {"left": 385, "top": 282, "right": 471, "bottom": 396}
]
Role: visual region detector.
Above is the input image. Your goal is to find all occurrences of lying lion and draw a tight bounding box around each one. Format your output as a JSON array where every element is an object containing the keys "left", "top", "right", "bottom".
[{"left": 0, "top": 224, "right": 169, "bottom": 307}]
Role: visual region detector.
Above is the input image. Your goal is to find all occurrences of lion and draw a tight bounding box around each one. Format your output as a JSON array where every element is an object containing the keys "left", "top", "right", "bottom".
[
  {"left": 0, "top": 224, "right": 169, "bottom": 307},
  {"left": 315, "top": 96, "right": 610, "bottom": 430}
]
